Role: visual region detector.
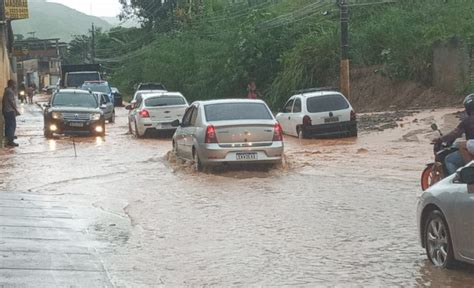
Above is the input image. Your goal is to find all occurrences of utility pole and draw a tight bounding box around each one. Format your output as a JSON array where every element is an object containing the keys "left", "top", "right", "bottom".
[
  {"left": 91, "top": 23, "right": 96, "bottom": 64},
  {"left": 340, "top": 0, "right": 350, "bottom": 99}
]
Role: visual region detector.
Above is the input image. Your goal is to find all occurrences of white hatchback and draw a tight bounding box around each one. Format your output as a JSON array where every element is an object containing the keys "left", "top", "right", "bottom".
[
  {"left": 276, "top": 89, "right": 357, "bottom": 138},
  {"left": 126, "top": 92, "right": 188, "bottom": 137}
]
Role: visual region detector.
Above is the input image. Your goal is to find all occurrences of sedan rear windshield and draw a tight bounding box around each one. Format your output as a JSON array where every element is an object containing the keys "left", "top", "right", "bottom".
[
  {"left": 52, "top": 93, "right": 98, "bottom": 108},
  {"left": 306, "top": 94, "right": 349, "bottom": 113},
  {"left": 145, "top": 96, "right": 186, "bottom": 107},
  {"left": 204, "top": 103, "right": 273, "bottom": 121}
]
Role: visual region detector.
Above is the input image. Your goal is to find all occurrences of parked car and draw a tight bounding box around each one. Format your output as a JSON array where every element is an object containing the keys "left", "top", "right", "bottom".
[
  {"left": 136, "top": 82, "right": 167, "bottom": 91},
  {"left": 80, "top": 81, "right": 114, "bottom": 106},
  {"left": 171, "top": 99, "right": 284, "bottom": 171},
  {"left": 126, "top": 92, "right": 188, "bottom": 138},
  {"left": 42, "top": 85, "right": 57, "bottom": 95},
  {"left": 92, "top": 92, "right": 115, "bottom": 123},
  {"left": 111, "top": 87, "right": 123, "bottom": 107},
  {"left": 276, "top": 88, "right": 357, "bottom": 138},
  {"left": 417, "top": 164, "right": 474, "bottom": 268},
  {"left": 43, "top": 89, "right": 105, "bottom": 138}
]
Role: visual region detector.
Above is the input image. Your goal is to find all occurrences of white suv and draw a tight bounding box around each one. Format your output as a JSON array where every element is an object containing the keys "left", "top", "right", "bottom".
[{"left": 276, "top": 89, "right": 357, "bottom": 138}]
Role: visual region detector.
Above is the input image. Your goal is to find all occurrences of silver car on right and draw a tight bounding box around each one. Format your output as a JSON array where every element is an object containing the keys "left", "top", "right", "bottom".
[
  {"left": 417, "top": 163, "right": 474, "bottom": 268},
  {"left": 171, "top": 99, "right": 284, "bottom": 171}
]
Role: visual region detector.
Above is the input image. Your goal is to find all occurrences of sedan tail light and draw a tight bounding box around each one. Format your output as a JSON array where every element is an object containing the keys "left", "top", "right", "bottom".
[
  {"left": 350, "top": 110, "right": 357, "bottom": 121},
  {"left": 139, "top": 109, "right": 150, "bottom": 118},
  {"left": 205, "top": 125, "right": 218, "bottom": 143},
  {"left": 303, "top": 115, "right": 312, "bottom": 126},
  {"left": 273, "top": 123, "right": 283, "bottom": 142}
]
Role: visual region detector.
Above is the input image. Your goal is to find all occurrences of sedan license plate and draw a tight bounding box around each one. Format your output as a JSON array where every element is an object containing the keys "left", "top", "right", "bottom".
[
  {"left": 236, "top": 152, "right": 258, "bottom": 160},
  {"left": 69, "top": 122, "right": 84, "bottom": 127},
  {"left": 157, "top": 123, "right": 170, "bottom": 129},
  {"left": 324, "top": 117, "right": 339, "bottom": 123}
]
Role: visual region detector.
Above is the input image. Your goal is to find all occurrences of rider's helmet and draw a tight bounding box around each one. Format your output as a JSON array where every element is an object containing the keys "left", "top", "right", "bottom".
[{"left": 463, "top": 94, "right": 474, "bottom": 115}]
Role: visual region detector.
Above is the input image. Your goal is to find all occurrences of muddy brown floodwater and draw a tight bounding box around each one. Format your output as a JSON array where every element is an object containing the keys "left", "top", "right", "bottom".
[{"left": 1, "top": 101, "right": 474, "bottom": 287}]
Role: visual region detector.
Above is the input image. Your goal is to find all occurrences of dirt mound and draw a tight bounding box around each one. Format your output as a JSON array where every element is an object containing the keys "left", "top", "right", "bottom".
[{"left": 350, "top": 66, "right": 462, "bottom": 112}]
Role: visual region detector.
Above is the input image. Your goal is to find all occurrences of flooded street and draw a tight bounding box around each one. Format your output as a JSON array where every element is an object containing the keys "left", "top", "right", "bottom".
[{"left": 1, "top": 101, "right": 474, "bottom": 287}]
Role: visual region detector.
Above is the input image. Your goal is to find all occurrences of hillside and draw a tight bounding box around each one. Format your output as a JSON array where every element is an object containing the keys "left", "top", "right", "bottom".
[{"left": 12, "top": 0, "right": 112, "bottom": 42}]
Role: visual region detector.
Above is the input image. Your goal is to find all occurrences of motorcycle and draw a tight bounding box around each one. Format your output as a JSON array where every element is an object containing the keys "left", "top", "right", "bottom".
[
  {"left": 19, "top": 89, "right": 26, "bottom": 104},
  {"left": 420, "top": 123, "right": 457, "bottom": 190}
]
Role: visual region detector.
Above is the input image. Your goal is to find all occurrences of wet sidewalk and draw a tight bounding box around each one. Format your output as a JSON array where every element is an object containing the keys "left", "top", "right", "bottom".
[{"left": 0, "top": 191, "right": 114, "bottom": 287}]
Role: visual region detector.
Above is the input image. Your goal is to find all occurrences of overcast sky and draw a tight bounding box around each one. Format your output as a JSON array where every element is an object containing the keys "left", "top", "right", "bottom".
[{"left": 47, "top": 0, "right": 122, "bottom": 17}]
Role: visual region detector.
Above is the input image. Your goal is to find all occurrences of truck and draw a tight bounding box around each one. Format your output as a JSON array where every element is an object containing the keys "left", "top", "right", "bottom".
[{"left": 60, "top": 64, "right": 102, "bottom": 88}]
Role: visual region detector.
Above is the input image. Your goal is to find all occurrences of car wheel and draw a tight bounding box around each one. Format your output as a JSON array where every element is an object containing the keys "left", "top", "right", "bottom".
[
  {"left": 350, "top": 127, "right": 358, "bottom": 137},
  {"left": 424, "top": 210, "right": 455, "bottom": 268},
  {"left": 134, "top": 121, "right": 142, "bottom": 138},
  {"left": 193, "top": 148, "right": 203, "bottom": 172},
  {"left": 297, "top": 126, "right": 306, "bottom": 139},
  {"left": 172, "top": 140, "right": 178, "bottom": 154},
  {"left": 110, "top": 111, "right": 115, "bottom": 123},
  {"left": 44, "top": 129, "right": 53, "bottom": 139}
]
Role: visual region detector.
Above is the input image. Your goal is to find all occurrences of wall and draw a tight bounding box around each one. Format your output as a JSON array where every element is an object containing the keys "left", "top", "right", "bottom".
[{"left": 0, "top": 24, "right": 15, "bottom": 147}]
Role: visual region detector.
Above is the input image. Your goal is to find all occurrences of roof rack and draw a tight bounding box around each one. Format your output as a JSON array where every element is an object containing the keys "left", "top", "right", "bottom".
[{"left": 294, "top": 87, "right": 339, "bottom": 94}]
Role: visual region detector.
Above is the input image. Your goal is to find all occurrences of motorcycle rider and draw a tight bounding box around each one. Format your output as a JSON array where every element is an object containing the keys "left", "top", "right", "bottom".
[
  {"left": 434, "top": 94, "right": 474, "bottom": 174},
  {"left": 18, "top": 82, "right": 26, "bottom": 104}
]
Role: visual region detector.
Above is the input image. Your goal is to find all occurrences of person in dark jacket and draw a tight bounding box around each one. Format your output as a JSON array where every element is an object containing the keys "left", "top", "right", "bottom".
[
  {"left": 2, "top": 80, "right": 20, "bottom": 147},
  {"left": 435, "top": 94, "right": 474, "bottom": 174}
]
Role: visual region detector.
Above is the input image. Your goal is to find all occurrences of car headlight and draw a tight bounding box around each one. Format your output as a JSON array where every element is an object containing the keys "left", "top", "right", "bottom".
[
  {"left": 90, "top": 113, "right": 101, "bottom": 121},
  {"left": 51, "top": 112, "right": 62, "bottom": 119}
]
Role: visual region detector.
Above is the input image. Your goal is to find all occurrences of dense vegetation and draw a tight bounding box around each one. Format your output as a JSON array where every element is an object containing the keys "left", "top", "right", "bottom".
[{"left": 67, "top": 0, "right": 474, "bottom": 109}]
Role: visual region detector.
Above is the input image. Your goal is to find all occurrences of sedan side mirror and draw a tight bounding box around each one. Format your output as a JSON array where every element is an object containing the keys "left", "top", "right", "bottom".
[
  {"left": 458, "top": 166, "right": 474, "bottom": 184},
  {"left": 43, "top": 103, "right": 51, "bottom": 108},
  {"left": 171, "top": 119, "right": 181, "bottom": 127}
]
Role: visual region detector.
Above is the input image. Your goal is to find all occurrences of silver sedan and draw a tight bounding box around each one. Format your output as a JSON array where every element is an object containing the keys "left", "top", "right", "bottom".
[
  {"left": 171, "top": 99, "right": 284, "bottom": 171},
  {"left": 417, "top": 164, "right": 474, "bottom": 268}
]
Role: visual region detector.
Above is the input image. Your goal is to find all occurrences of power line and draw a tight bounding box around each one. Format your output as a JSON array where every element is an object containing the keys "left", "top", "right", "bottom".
[{"left": 257, "top": 1, "right": 333, "bottom": 28}]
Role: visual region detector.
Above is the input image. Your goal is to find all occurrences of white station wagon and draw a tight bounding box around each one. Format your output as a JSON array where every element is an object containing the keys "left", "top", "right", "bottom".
[{"left": 276, "top": 88, "right": 357, "bottom": 138}]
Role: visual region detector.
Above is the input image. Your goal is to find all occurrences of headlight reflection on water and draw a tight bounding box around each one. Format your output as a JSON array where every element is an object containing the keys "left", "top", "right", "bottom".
[{"left": 48, "top": 139, "right": 56, "bottom": 151}]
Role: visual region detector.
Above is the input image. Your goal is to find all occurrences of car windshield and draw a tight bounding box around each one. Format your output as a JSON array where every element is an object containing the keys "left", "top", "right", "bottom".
[
  {"left": 306, "top": 94, "right": 349, "bottom": 113},
  {"left": 205, "top": 103, "right": 273, "bottom": 121},
  {"left": 52, "top": 92, "right": 98, "bottom": 108},
  {"left": 145, "top": 96, "right": 186, "bottom": 107},
  {"left": 82, "top": 83, "right": 111, "bottom": 94},
  {"left": 134, "top": 91, "right": 156, "bottom": 100}
]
